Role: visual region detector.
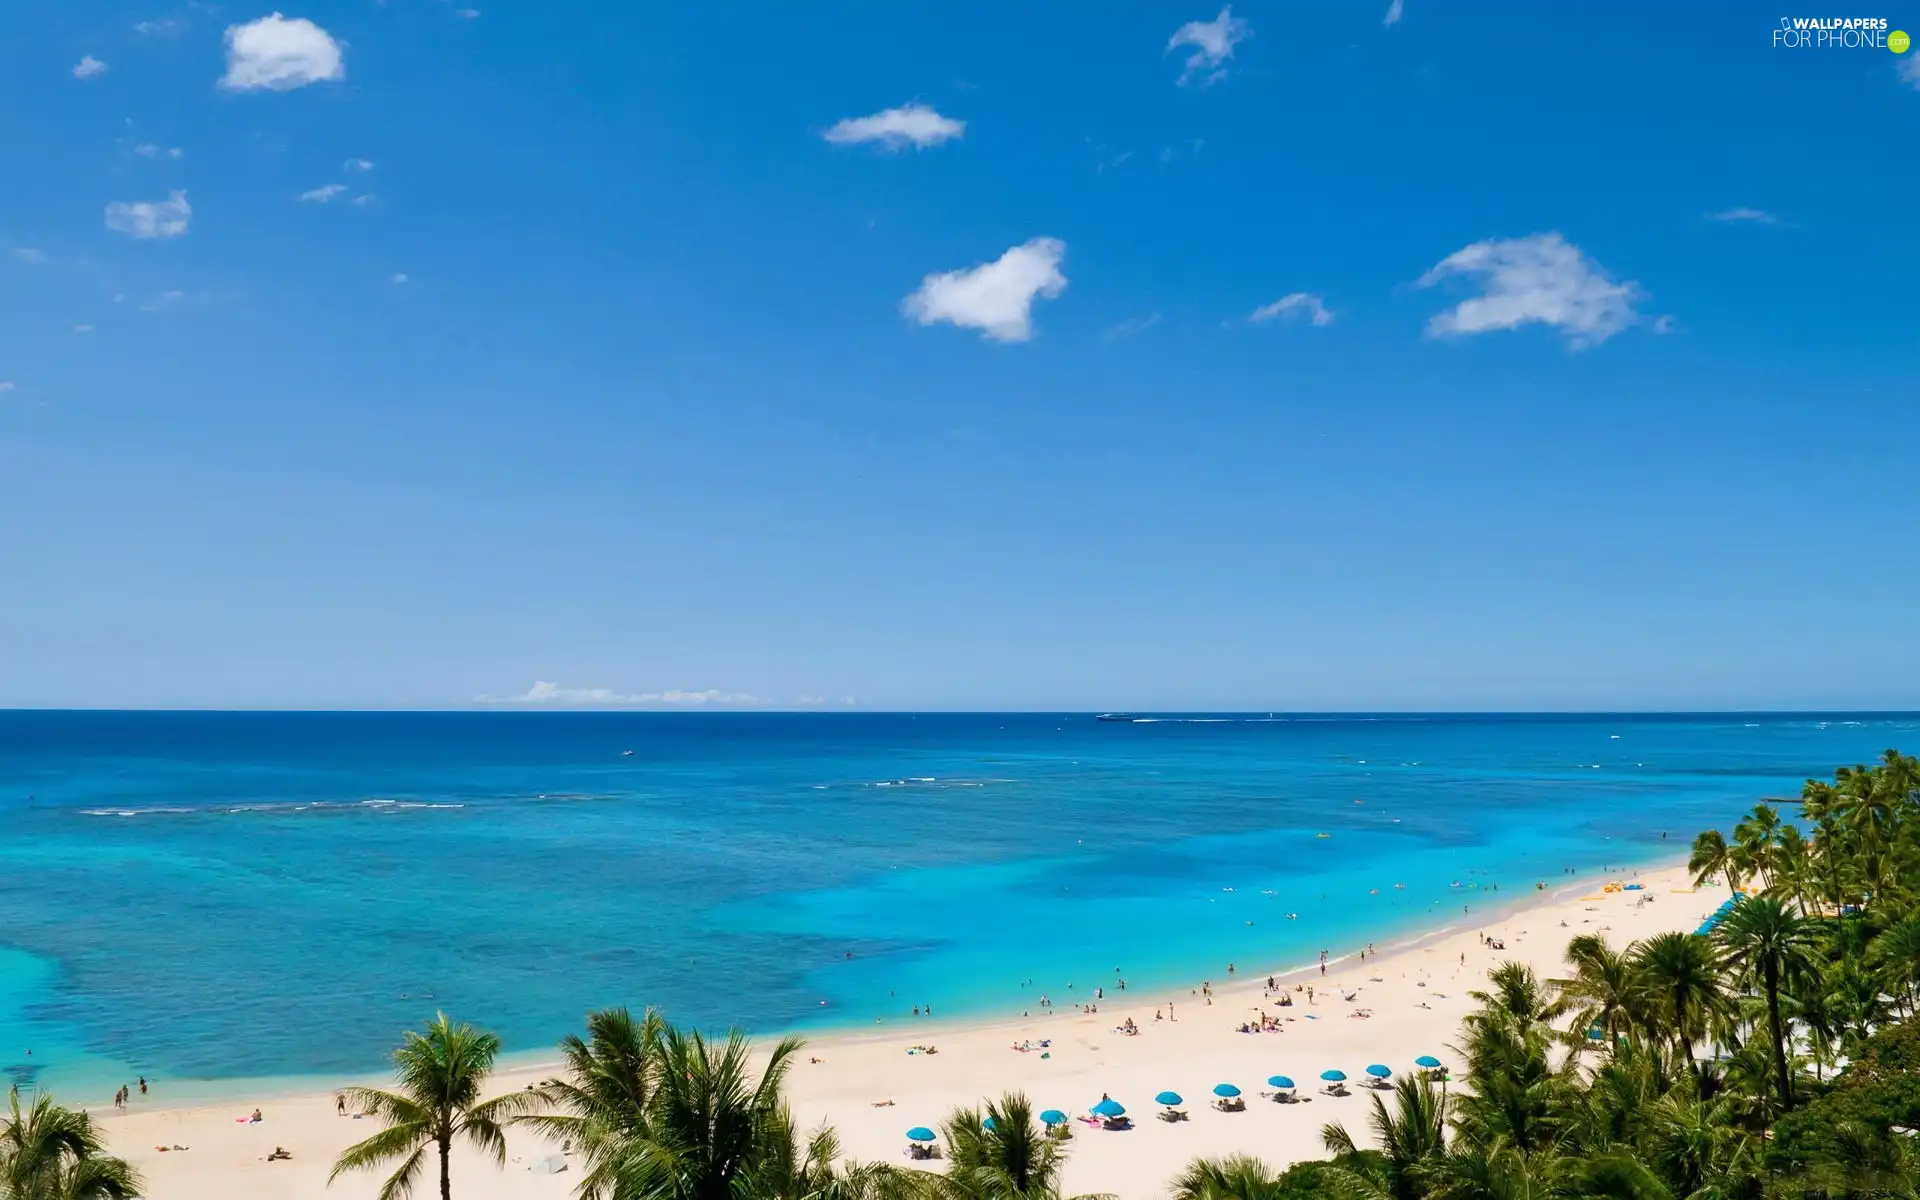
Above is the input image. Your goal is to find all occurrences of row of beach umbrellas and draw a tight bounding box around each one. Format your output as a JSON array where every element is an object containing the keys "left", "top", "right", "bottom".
[{"left": 904, "top": 1056, "right": 1449, "bottom": 1141}]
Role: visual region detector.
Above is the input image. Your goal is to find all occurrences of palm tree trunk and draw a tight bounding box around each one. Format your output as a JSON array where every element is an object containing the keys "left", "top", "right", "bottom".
[
  {"left": 439, "top": 1134, "right": 452, "bottom": 1200},
  {"left": 1765, "top": 961, "right": 1792, "bottom": 1108}
]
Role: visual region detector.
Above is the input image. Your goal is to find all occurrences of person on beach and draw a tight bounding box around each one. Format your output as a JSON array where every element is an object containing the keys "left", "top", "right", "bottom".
[{"left": 337, "top": 1093, "right": 347, "bottom": 1116}]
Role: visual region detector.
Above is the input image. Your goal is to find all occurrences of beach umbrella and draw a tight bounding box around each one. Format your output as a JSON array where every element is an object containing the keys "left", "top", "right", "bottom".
[
  {"left": 1267, "top": 1075, "right": 1295, "bottom": 1089},
  {"left": 982, "top": 1117, "right": 996, "bottom": 1131},
  {"left": 1091, "top": 1099, "right": 1125, "bottom": 1117},
  {"left": 1320, "top": 1070, "right": 1347, "bottom": 1082},
  {"left": 1039, "top": 1110, "right": 1067, "bottom": 1126},
  {"left": 1414, "top": 1056, "right": 1442, "bottom": 1069},
  {"left": 1213, "top": 1083, "right": 1241, "bottom": 1098},
  {"left": 1366, "top": 1065, "right": 1391, "bottom": 1079},
  {"left": 906, "top": 1127, "right": 936, "bottom": 1143},
  {"left": 1154, "top": 1091, "right": 1183, "bottom": 1107}
]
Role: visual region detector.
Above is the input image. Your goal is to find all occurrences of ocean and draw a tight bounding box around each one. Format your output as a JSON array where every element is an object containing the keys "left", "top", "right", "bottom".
[{"left": 1, "top": 710, "right": 1912, "bottom": 1100}]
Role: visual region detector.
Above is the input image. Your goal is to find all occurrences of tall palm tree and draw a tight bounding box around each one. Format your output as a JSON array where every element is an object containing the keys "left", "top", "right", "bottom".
[
  {"left": 520, "top": 1006, "right": 665, "bottom": 1200},
  {"left": 1321, "top": 1076, "right": 1448, "bottom": 1200},
  {"left": 330, "top": 1013, "right": 537, "bottom": 1200},
  {"left": 1872, "top": 912, "right": 1920, "bottom": 1018},
  {"left": 1732, "top": 804, "right": 1783, "bottom": 889},
  {"left": 1629, "top": 933, "right": 1728, "bottom": 1098},
  {"left": 934, "top": 1093, "right": 1103, "bottom": 1200},
  {"left": 1766, "top": 825, "right": 1817, "bottom": 916},
  {"left": 596, "top": 1024, "right": 804, "bottom": 1200},
  {"left": 1554, "top": 935, "right": 1635, "bottom": 1052},
  {"left": 0, "top": 1093, "right": 140, "bottom": 1200},
  {"left": 1687, "top": 830, "right": 1738, "bottom": 897},
  {"left": 1713, "top": 896, "right": 1817, "bottom": 1108}
]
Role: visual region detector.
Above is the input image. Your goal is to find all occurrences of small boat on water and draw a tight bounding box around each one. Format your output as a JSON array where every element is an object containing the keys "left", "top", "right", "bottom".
[{"left": 1095, "top": 713, "right": 1137, "bottom": 723}]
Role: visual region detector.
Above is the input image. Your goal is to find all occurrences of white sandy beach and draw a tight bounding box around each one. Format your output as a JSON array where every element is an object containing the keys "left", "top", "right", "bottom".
[{"left": 95, "top": 862, "right": 1720, "bottom": 1200}]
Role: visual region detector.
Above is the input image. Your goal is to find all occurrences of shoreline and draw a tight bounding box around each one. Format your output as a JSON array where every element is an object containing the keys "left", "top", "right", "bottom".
[
  {"left": 63, "top": 852, "right": 1686, "bottom": 1112},
  {"left": 94, "top": 857, "right": 1714, "bottom": 1200}
]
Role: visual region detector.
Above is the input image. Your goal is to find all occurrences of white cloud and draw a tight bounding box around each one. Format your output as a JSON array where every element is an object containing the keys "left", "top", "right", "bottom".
[
  {"left": 345, "top": 157, "right": 375, "bottom": 172},
  {"left": 823, "top": 104, "right": 965, "bottom": 150},
  {"left": 348, "top": 193, "right": 377, "bottom": 208},
  {"left": 1104, "top": 312, "right": 1161, "bottom": 341},
  {"left": 134, "top": 18, "right": 184, "bottom": 35},
  {"left": 455, "top": 8, "right": 480, "bottom": 18},
  {"left": 1901, "top": 50, "right": 1920, "bottom": 89},
  {"left": 1250, "top": 292, "right": 1334, "bottom": 326},
  {"left": 903, "top": 237, "right": 1067, "bottom": 343},
  {"left": 220, "top": 13, "right": 344, "bottom": 91},
  {"left": 391, "top": 272, "right": 409, "bottom": 284},
  {"left": 73, "top": 56, "right": 109, "bottom": 80},
  {"left": 72, "top": 324, "right": 94, "bottom": 334},
  {"left": 1167, "top": 6, "right": 1250, "bottom": 86},
  {"left": 140, "top": 289, "right": 188, "bottom": 312},
  {"left": 1706, "top": 207, "right": 1780, "bottom": 225},
  {"left": 14, "top": 248, "right": 48, "bottom": 264},
  {"left": 1415, "top": 232, "right": 1647, "bottom": 349},
  {"left": 133, "top": 143, "right": 185, "bottom": 159},
  {"left": 105, "top": 190, "right": 191, "bottom": 239},
  {"left": 479, "top": 681, "right": 764, "bottom": 707},
  {"left": 299, "top": 183, "right": 348, "bottom": 203},
  {"left": 0, "top": 381, "right": 14, "bottom": 392},
  {"left": 1383, "top": 0, "right": 1404, "bottom": 26}
]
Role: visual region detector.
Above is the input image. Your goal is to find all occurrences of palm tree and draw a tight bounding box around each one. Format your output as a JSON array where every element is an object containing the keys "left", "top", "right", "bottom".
[
  {"left": 1713, "top": 896, "right": 1817, "bottom": 1108},
  {"left": 330, "top": 1013, "right": 537, "bottom": 1200},
  {"left": 1169, "top": 1156, "right": 1293, "bottom": 1200},
  {"left": 935, "top": 1093, "right": 1103, "bottom": 1200},
  {"left": 0, "top": 1093, "right": 141, "bottom": 1200},
  {"left": 1687, "top": 830, "right": 1738, "bottom": 897},
  {"left": 1767, "top": 824, "right": 1817, "bottom": 916},
  {"left": 595, "top": 1023, "right": 805, "bottom": 1200},
  {"left": 1554, "top": 934, "right": 1635, "bottom": 1052},
  {"left": 1731, "top": 804, "right": 1783, "bottom": 890},
  {"left": 1629, "top": 933, "right": 1728, "bottom": 1098},
  {"left": 1872, "top": 912, "right": 1920, "bottom": 1018},
  {"left": 521, "top": 1006, "right": 665, "bottom": 1200},
  {"left": 1320, "top": 1076, "right": 1447, "bottom": 1200}
]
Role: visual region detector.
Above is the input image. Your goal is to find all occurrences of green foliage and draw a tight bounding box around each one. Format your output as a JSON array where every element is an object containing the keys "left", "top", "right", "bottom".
[{"left": 0, "top": 1093, "right": 141, "bottom": 1200}]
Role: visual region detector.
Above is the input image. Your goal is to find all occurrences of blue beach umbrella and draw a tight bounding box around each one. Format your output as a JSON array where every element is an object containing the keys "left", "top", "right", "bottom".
[
  {"left": 1320, "top": 1070, "right": 1347, "bottom": 1082},
  {"left": 1414, "top": 1055, "right": 1442, "bottom": 1069},
  {"left": 906, "top": 1127, "right": 936, "bottom": 1143},
  {"left": 1366, "top": 1065, "right": 1392, "bottom": 1079},
  {"left": 1154, "top": 1091, "right": 1183, "bottom": 1106},
  {"left": 1091, "top": 1099, "right": 1126, "bottom": 1117},
  {"left": 982, "top": 1117, "right": 996, "bottom": 1131},
  {"left": 1039, "top": 1110, "right": 1067, "bottom": 1126},
  {"left": 1267, "top": 1075, "right": 1295, "bottom": 1089},
  {"left": 1213, "top": 1083, "right": 1241, "bottom": 1098}
]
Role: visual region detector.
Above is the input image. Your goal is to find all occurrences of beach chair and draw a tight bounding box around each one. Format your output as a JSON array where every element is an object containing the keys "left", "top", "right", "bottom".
[{"left": 1101, "top": 1116, "right": 1132, "bottom": 1131}]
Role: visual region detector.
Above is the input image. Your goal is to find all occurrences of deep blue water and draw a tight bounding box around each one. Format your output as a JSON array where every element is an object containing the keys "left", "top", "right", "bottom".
[{"left": 1, "top": 710, "right": 1913, "bottom": 1098}]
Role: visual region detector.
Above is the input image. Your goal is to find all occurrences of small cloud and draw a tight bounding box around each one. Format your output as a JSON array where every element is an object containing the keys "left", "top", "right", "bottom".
[
  {"left": 1901, "top": 50, "right": 1920, "bottom": 89},
  {"left": 1104, "top": 313, "right": 1162, "bottom": 341},
  {"left": 1250, "top": 292, "right": 1334, "bottom": 326},
  {"left": 1415, "top": 232, "right": 1647, "bottom": 349},
  {"left": 0, "top": 381, "right": 14, "bottom": 391},
  {"left": 1167, "top": 6, "right": 1250, "bottom": 86},
  {"left": 105, "top": 190, "right": 191, "bottom": 239},
  {"left": 221, "top": 13, "right": 345, "bottom": 91},
  {"left": 134, "top": 17, "right": 184, "bottom": 35},
  {"left": 72, "top": 324, "right": 94, "bottom": 334},
  {"left": 348, "top": 193, "right": 377, "bottom": 209},
  {"left": 299, "top": 183, "right": 348, "bottom": 203},
  {"left": 73, "top": 56, "right": 109, "bottom": 80},
  {"left": 823, "top": 103, "right": 965, "bottom": 150},
  {"left": 1383, "top": 0, "right": 1404, "bottom": 26},
  {"left": 903, "top": 237, "right": 1067, "bottom": 343},
  {"left": 133, "top": 143, "right": 185, "bottom": 159},
  {"left": 390, "top": 272, "right": 409, "bottom": 284},
  {"left": 140, "top": 289, "right": 188, "bottom": 312},
  {"left": 454, "top": 7, "right": 479, "bottom": 17},
  {"left": 1706, "top": 206, "right": 1782, "bottom": 226},
  {"left": 1650, "top": 314, "right": 1676, "bottom": 335},
  {"left": 14, "top": 248, "right": 48, "bottom": 264},
  {"left": 344, "top": 158, "right": 375, "bottom": 172}
]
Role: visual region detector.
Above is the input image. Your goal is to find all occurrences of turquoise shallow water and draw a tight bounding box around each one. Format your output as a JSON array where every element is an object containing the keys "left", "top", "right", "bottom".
[{"left": 1, "top": 710, "right": 1912, "bottom": 1100}]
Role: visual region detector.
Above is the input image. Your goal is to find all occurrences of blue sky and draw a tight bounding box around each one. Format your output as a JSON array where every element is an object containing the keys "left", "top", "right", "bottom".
[{"left": 3, "top": 1, "right": 1917, "bottom": 711}]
